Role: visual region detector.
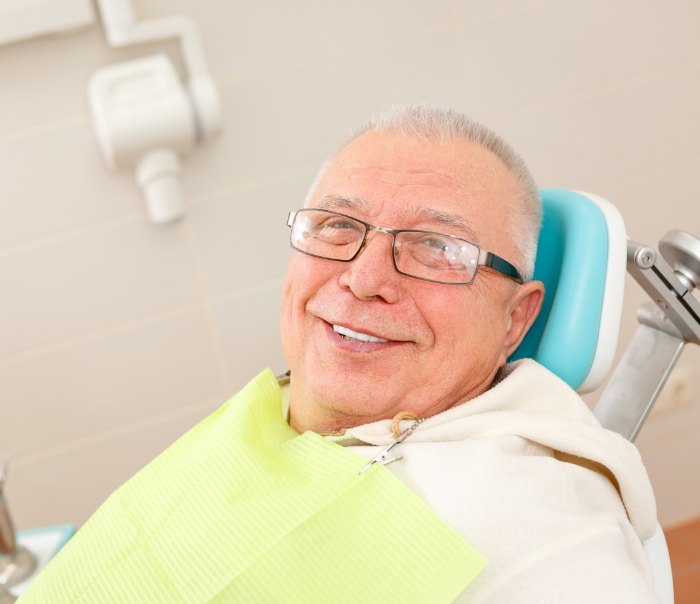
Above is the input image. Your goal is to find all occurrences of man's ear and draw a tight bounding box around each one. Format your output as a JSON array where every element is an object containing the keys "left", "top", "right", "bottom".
[{"left": 503, "top": 280, "right": 545, "bottom": 359}]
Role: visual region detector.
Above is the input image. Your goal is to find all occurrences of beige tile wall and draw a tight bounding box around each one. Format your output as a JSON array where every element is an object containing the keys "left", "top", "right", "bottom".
[{"left": 1, "top": 0, "right": 699, "bottom": 529}]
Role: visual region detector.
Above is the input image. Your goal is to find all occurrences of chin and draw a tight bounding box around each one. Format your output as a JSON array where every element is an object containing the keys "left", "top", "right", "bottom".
[{"left": 308, "top": 375, "right": 388, "bottom": 422}]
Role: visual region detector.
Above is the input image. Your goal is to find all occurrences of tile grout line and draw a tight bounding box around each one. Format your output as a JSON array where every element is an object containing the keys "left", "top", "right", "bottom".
[
  {"left": 0, "top": 113, "right": 87, "bottom": 144},
  {"left": 11, "top": 394, "right": 224, "bottom": 470},
  {"left": 181, "top": 208, "right": 234, "bottom": 396},
  {"left": 213, "top": 21, "right": 460, "bottom": 88},
  {"left": 0, "top": 278, "right": 284, "bottom": 369},
  {"left": 0, "top": 212, "right": 142, "bottom": 260},
  {"left": 578, "top": 152, "right": 700, "bottom": 195},
  {"left": 0, "top": 164, "right": 318, "bottom": 260},
  {"left": 211, "top": 0, "right": 562, "bottom": 89},
  {"left": 481, "top": 55, "right": 700, "bottom": 125}
]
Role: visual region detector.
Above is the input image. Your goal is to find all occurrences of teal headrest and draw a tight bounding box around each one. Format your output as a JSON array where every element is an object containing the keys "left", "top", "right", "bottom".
[{"left": 510, "top": 189, "right": 612, "bottom": 390}]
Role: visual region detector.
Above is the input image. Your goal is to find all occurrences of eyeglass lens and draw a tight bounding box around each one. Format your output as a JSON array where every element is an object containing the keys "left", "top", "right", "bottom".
[{"left": 289, "top": 209, "right": 480, "bottom": 284}]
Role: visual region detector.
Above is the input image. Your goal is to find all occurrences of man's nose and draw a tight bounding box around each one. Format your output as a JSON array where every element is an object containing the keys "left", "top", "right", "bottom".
[{"left": 338, "top": 230, "right": 401, "bottom": 302}]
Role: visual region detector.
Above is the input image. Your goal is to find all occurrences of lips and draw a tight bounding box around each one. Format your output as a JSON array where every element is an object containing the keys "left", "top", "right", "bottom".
[{"left": 332, "top": 324, "right": 389, "bottom": 343}]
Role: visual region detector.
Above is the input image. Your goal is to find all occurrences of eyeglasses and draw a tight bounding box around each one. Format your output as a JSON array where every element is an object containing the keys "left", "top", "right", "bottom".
[{"left": 287, "top": 208, "right": 523, "bottom": 285}]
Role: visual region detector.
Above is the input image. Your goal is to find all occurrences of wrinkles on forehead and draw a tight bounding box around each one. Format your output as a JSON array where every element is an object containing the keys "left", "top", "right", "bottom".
[{"left": 337, "top": 163, "right": 465, "bottom": 188}]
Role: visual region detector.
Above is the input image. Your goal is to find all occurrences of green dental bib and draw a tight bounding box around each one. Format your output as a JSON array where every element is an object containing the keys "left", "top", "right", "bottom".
[{"left": 20, "top": 369, "right": 485, "bottom": 603}]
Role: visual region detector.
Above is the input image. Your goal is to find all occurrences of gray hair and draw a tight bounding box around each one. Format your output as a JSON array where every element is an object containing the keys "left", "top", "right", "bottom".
[{"left": 306, "top": 104, "right": 541, "bottom": 280}]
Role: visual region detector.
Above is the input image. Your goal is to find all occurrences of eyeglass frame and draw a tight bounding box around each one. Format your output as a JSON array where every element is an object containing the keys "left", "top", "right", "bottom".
[{"left": 286, "top": 208, "right": 524, "bottom": 285}]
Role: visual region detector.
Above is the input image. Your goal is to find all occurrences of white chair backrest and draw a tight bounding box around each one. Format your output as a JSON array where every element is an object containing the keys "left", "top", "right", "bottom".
[{"left": 511, "top": 189, "right": 673, "bottom": 603}]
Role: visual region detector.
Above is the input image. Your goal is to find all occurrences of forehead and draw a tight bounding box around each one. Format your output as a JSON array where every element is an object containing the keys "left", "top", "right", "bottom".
[{"left": 311, "top": 130, "right": 520, "bottom": 238}]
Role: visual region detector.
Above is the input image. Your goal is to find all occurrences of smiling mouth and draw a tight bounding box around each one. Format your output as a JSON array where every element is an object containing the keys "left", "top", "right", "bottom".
[{"left": 333, "top": 324, "right": 389, "bottom": 343}]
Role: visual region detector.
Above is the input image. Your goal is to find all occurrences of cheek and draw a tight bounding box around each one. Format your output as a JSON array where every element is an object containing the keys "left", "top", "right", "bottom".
[
  {"left": 279, "top": 275, "right": 295, "bottom": 360},
  {"left": 280, "top": 256, "right": 336, "bottom": 342},
  {"left": 425, "top": 288, "right": 502, "bottom": 353},
  {"left": 422, "top": 285, "right": 473, "bottom": 323},
  {"left": 284, "top": 256, "right": 316, "bottom": 304},
  {"left": 287, "top": 257, "right": 335, "bottom": 304}
]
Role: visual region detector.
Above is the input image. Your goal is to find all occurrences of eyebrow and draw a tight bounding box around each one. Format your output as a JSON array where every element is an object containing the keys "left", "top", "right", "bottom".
[
  {"left": 412, "top": 207, "right": 477, "bottom": 240},
  {"left": 315, "top": 195, "right": 364, "bottom": 212},
  {"left": 314, "top": 195, "right": 477, "bottom": 240}
]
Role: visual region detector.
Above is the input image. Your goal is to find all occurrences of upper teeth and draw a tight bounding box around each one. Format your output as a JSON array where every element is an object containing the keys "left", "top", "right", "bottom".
[{"left": 333, "top": 325, "right": 388, "bottom": 343}]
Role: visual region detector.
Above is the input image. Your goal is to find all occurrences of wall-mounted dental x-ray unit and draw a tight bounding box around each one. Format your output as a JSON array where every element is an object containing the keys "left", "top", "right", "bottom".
[{"left": 88, "top": 0, "right": 223, "bottom": 224}]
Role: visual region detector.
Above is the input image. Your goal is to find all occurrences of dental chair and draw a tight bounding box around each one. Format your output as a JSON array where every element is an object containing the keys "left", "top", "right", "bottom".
[{"left": 512, "top": 188, "right": 700, "bottom": 604}]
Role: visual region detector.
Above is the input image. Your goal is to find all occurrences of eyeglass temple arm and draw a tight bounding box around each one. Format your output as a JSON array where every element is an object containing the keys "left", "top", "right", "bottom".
[{"left": 481, "top": 251, "right": 524, "bottom": 283}]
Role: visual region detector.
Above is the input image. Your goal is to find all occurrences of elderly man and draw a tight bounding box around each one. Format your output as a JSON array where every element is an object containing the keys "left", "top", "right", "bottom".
[{"left": 20, "top": 106, "right": 658, "bottom": 603}]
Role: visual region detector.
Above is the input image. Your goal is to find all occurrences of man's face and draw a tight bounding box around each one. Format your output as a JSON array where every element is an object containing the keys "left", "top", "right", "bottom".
[{"left": 281, "top": 130, "right": 542, "bottom": 433}]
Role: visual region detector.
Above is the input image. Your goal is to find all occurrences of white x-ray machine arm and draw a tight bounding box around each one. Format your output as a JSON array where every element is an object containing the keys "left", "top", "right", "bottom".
[{"left": 595, "top": 231, "right": 700, "bottom": 441}]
